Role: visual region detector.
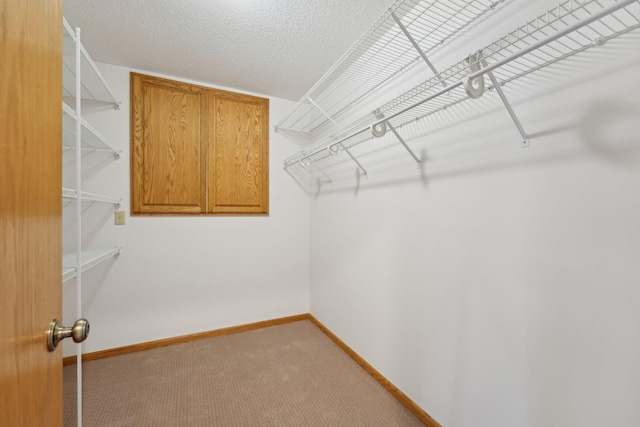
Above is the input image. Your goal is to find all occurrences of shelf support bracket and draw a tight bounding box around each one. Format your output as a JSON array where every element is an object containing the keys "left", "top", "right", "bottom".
[
  {"left": 387, "top": 121, "right": 421, "bottom": 168},
  {"left": 329, "top": 133, "right": 368, "bottom": 176},
  {"left": 308, "top": 97, "right": 341, "bottom": 129},
  {"left": 391, "top": 12, "right": 447, "bottom": 89},
  {"left": 480, "top": 57, "right": 530, "bottom": 148},
  {"left": 342, "top": 146, "right": 368, "bottom": 177},
  {"left": 373, "top": 111, "right": 420, "bottom": 167}
]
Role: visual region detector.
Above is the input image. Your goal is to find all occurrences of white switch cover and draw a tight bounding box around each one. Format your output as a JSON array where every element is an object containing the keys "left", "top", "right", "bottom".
[{"left": 114, "top": 211, "right": 125, "bottom": 225}]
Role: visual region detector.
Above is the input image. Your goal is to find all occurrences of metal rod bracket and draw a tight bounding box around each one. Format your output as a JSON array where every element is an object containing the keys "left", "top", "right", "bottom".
[
  {"left": 480, "top": 55, "right": 531, "bottom": 148},
  {"left": 308, "top": 97, "right": 341, "bottom": 129},
  {"left": 343, "top": 146, "right": 367, "bottom": 177},
  {"left": 391, "top": 12, "right": 447, "bottom": 88}
]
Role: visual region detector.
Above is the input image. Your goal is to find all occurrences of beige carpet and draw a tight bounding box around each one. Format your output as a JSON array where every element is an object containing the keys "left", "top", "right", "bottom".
[{"left": 64, "top": 319, "right": 425, "bottom": 426}]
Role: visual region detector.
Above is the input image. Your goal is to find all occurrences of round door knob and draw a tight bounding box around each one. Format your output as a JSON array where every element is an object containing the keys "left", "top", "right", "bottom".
[{"left": 47, "top": 318, "right": 90, "bottom": 352}]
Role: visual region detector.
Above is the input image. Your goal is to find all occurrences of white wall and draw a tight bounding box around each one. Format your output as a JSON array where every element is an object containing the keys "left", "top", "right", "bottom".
[
  {"left": 63, "top": 64, "right": 310, "bottom": 356},
  {"left": 308, "top": 1, "right": 640, "bottom": 426}
]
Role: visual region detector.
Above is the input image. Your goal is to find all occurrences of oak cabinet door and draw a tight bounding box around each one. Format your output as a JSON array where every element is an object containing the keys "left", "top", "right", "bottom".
[
  {"left": 131, "top": 74, "right": 206, "bottom": 214},
  {"left": 208, "top": 92, "right": 269, "bottom": 214}
]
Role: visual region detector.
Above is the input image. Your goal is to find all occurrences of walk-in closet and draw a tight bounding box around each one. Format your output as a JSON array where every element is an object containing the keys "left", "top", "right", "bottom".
[{"left": 3, "top": 0, "right": 639, "bottom": 426}]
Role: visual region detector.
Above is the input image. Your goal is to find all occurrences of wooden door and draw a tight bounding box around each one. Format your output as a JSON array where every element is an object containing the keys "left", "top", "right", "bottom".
[{"left": 0, "top": 1, "right": 63, "bottom": 426}]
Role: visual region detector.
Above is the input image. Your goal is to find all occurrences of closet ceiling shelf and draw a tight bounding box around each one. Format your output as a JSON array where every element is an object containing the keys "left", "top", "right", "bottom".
[
  {"left": 62, "top": 246, "right": 123, "bottom": 283},
  {"left": 283, "top": 0, "right": 640, "bottom": 169},
  {"left": 62, "top": 188, "right": 122, "bottom": 206},
  {"left": 62, "top": 102, "right": 122, "bottom": 157},
  {"left": 63, "top": 17, "right": 121, "bottom": 108},
  {"left": 275, "top": 0, "right": 510, "bottom": 134}
]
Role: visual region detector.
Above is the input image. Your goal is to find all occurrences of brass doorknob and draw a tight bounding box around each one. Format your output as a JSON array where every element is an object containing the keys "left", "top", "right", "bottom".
[{"left": 47, "top": 318, "right": 90, "bottom": 352}]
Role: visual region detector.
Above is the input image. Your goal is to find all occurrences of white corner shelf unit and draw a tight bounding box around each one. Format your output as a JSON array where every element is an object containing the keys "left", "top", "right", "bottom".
[
  {"left": 277, "top": 0, "right": 640, "bottom": 177},
  {"left": 62, "top": 16, "right": 123, "bottom": 427}
]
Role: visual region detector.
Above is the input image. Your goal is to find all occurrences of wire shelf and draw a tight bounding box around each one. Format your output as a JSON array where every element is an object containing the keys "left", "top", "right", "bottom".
[
  {"left": 275, "top": 0, "right": 509, "bottom": 134},
  {"left": 63, "top": 18, "right": 120, "bottom": 106},
  {"left": 284, "top": 0, "right": 640, "bottom": 168},
  {"left": 62, "top": 188, "right": 122, "bottom": 205},
  {"left": 62, "top": 102, "right": 121, "bottom": 156},
  {"left": 62, "top": 246, "right": 123, "bottom": 283}
]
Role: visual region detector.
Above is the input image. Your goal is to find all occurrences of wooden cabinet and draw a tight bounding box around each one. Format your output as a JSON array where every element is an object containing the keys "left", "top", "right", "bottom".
[{"left": 131, "top": 73, "right": 269, "bottom": 215}]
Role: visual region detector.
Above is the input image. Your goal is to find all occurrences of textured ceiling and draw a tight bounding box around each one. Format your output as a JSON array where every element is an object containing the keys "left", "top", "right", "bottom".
[{"left": 63, "top": 0, "right": 394, "bottom": 100}]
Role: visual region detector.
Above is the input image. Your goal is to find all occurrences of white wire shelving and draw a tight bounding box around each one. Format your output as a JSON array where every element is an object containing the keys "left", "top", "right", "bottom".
[
  {"left": 275, "top": 0, "right": 509, "bottom": 135},
  {"left": 62, "top": 15, "right": 123, "bottom": 283},
  {"left": 62, "top": 188, "right": 122, "bottom": 206},
  {"left": 62, "top": 102, "right": 121, "bottom": 156},
  {"left": 282, "top": 0, "right": 640, "bottom": 174},
  {"left": 63, "top": 16, "right": 123, "bottom": 427},
  {"left": 63, "top": 18, "right": 120, "bottom": 107},
  {"left": 62, "top": 247, "right": 123, "bottom": 283}
]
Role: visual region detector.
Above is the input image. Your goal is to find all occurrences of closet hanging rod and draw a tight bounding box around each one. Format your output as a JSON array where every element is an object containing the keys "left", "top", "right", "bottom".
[
  {"left": 285, "top": 0, "right": 637, "bottom": 168},
  {"left": 379, "top": 0, "right": 638, "bottom": 131}
]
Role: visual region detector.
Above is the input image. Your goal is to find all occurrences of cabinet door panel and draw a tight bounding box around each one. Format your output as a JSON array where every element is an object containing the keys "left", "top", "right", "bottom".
[
  {"left": 131, "top": 74, "right": 206, "bottom": 214},
  {"left": 208, "top": 92, "right": 268, "bottom": 214}
]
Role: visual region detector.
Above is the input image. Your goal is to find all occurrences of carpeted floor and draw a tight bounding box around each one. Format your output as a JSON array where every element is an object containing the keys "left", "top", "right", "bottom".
[{"left": 64, "top": 319, "right": 425, "bottom": 426}]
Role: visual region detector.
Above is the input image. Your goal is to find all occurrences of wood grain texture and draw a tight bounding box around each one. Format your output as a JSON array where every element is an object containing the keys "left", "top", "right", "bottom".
[
  {"left": 131, "top": 73, "right": 268, "bottom": 215},
  {"left": 131, "top": 73, "right": 206, "bottom": 214},
  {"left": 308, "top": 315, "right": 442, "bottom": 427},
  {"left": 63, "top": 314, "right": 310, "bottom": 365},
  {"left": 0, "top": 0, "right": 63, "bottom": 425},
  {"left": 208, "top": 91, "right": 269, "bottom": 214}
]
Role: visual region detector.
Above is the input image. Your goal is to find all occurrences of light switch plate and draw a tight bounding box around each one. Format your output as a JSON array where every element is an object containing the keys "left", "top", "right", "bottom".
[{"left": 114, "top": 211, "right": 125, "bottom": 225}]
